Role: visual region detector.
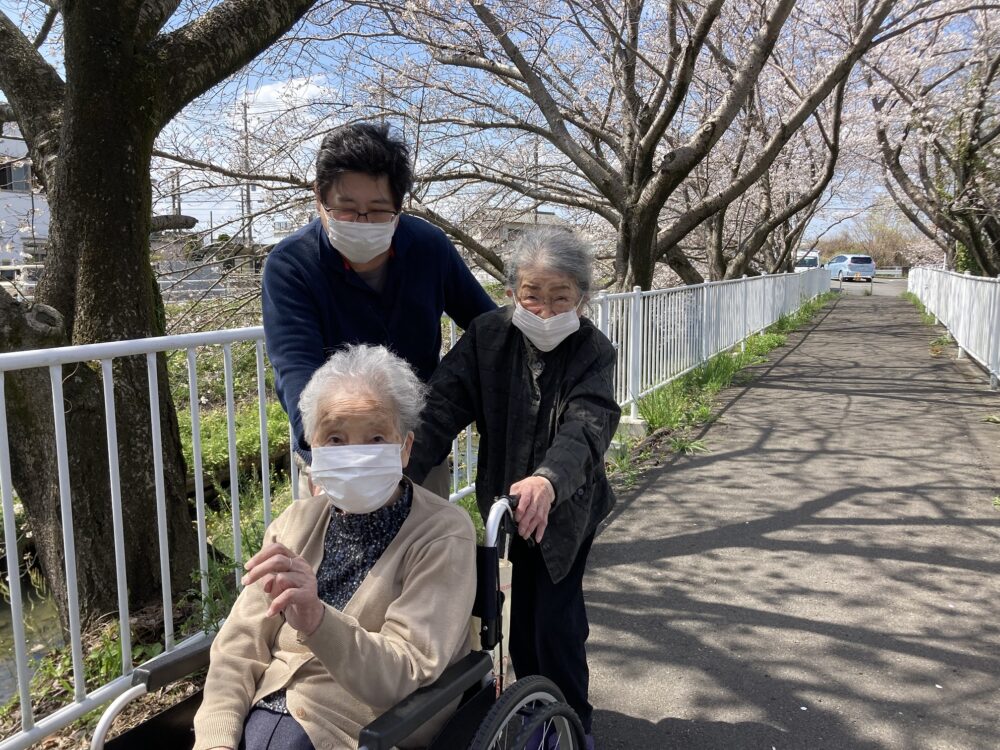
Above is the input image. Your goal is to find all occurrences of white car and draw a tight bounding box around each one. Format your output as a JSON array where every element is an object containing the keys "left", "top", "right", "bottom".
[
  {"left": 826, "top": 254, "right": 876, "bottom": 282},
  {"left": 794, "top": 257, "right": 819, "bottom": 273}
]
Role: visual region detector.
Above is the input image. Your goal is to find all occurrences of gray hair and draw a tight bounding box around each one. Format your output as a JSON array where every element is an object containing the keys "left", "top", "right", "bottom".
[
  {"left": 504, "top": 227, "right": 594, "bottom": 298},
  {"left": 299, "top": 344, "right": 427, "bottom": 440}
]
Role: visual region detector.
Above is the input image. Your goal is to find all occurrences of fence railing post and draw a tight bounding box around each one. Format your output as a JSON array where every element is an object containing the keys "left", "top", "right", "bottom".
[
  {"left": 700, "top": 282, "right": 709, "bottom": 363},
  {"left": 741, "top": 275, "right": 749, "bottom": 352},
  {"left": 957, "top": 271, "right": 971, "bottom": 359},
  {"left": 629, "top": 286, "right": 643, "bottom": 420},
  {"left": 596, "top": 291, "right": 610, "bottom": 338},
  {"left": 989, "top": 277, "right": 1000, "bottom": 390}
]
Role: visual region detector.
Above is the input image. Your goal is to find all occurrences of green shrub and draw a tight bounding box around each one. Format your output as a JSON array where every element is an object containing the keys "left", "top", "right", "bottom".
[
  {"left": 166, "top": 340, "right": 274, "bottom": 410},
  {"left": 177, "top": 400, "right": 290, "bottom": 480}
]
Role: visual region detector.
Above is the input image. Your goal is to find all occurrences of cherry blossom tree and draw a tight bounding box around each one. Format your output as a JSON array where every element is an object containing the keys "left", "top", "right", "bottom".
[
  {"left": 292, "top": 0, "right": 901, "bottom": 288},
  {"left": 0, "top": 0, "right": 318, "bottom": 626},
  {"left": 866, "top": 7, "right": 999, "bottom": 274}
]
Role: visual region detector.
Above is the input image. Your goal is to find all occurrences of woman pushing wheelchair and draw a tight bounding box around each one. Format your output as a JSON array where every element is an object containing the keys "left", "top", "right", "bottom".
[{"left": 408, "top": 228, "right": 621, "bottom": 750}]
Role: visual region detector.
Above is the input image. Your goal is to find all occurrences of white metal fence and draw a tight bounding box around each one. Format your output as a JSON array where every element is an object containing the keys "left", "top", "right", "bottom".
[
  {"left": 908, "top": 267, "right": 1000, "bottom": 388},
  {"left": 595, "top": 269, "right": 829, "bottom": 418},
  {"left": 0, "top": 268, "right": 827, "bottom": 749}
]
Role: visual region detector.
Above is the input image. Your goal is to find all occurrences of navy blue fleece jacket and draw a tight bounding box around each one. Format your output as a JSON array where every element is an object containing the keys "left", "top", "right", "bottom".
[{"left": 262, "top": 215, "right": 496, "bottom": 462}]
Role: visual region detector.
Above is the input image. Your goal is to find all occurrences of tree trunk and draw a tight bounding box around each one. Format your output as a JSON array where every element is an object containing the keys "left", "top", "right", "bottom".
[
  {"left": 6, "top": 12, "right": 198, "bottom": 629},
  {"left": 618, "top": 212, "right": 660, "bottom": 290}
]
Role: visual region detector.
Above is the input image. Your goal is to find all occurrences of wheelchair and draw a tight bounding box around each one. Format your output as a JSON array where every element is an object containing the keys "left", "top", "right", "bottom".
[{"left": 90, "top": 496, "right": 586, "bottom": 750}]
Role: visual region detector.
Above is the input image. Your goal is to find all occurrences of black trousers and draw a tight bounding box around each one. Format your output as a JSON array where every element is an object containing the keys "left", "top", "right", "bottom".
[{"left": 507, "top": 532, "right": 595, "bottom": 734}]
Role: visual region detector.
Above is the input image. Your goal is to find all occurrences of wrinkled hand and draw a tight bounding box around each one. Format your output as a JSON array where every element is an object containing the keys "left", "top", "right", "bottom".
[
  {"left": 242, "top": 542, "right": 324, "bottom": 636},
  {"left": 509, "top": 476, "right": 555, "bottom": 543}
]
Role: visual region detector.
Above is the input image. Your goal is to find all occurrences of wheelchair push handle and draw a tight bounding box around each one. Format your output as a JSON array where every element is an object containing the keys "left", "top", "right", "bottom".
[{"left": 485, "top": 494, "right": 519, "bottom": 548}]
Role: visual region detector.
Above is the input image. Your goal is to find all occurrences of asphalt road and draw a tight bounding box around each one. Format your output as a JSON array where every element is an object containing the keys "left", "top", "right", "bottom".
[{"left": 586, "top": 280, "right": 1000, "bottom": 750}]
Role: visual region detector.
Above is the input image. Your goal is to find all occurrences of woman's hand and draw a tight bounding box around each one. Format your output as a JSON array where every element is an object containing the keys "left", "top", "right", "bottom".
[
  {"left": 242, "top": 543, "right": 324, "bottom": 636},
  {"left": 509, "top": 476, "right": 555, "bottom": 543}
]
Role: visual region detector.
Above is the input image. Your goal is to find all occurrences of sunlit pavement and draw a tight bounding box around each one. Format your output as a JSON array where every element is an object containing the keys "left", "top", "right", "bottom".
[{"left": 586, "top": 279, "right": 1000, "bottom": 749}]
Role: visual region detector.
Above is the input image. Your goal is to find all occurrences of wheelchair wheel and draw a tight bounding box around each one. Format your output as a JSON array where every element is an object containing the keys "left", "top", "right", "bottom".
[
  {"left": 467, "top": 675, "right": 569, "bottom": 750},
  {"left": 512, "top": 701, "right": 586, "bottom": 749}
]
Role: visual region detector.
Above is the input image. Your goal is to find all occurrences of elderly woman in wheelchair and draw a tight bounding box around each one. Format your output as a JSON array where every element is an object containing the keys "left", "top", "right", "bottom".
[
  {"left": 93, "top": 344, "right": 586, "bottom": 750},
  {"left": 193, "top": 343, "right": 478, "bottom": 750}
]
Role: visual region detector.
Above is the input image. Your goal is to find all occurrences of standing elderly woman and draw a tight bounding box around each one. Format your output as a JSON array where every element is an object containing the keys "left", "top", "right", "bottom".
[
  {"left": 194, "top": 344, "right": 476, "bottom": 750},
  {"left": 407, "top": 228, "right": 620, "bottom": 749}
]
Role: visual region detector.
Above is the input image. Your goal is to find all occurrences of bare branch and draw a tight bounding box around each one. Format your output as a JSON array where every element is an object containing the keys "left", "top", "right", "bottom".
[{"left": 153, "top": 148, "right": 312, "bottom": 189}]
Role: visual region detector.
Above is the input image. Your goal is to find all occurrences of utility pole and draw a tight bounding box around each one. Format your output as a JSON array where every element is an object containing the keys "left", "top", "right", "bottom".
[
  {"left": 533, "top": 138, "right": 539, "bottom": 224},
  {"left": 171, "top": 171, "right": 181, "bottom": 217},
  {"left": 242, "top": 100, "right": 254, "bottom": 250}
]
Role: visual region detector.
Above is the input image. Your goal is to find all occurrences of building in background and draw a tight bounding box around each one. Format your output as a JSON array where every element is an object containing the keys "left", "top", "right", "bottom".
[{"left": 0, "top": 125, "right": 48, "bottom": 263}]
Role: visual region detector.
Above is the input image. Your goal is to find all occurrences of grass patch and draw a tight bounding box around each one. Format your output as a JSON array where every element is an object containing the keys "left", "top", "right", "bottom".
[
  {"left": 993, "top": 496, "right": 1000, "bottom": 510},
  {"left": 982, "top": 415, "right": 1000, "bottom": 425},
  {"left": 0, "top": 618, "right": 175, "bottom": 734},
  {"left": 177, "top": 400, "right": 291, "bottom": 482},
  {"left": 669, "top": 436, "right": 709, "bottom": 455},
  {"left": 901, "top": 291, "right": 937, "bottom": 325},
  {"left": 205, "top": 474, "right": 294, "bottom": 563},
  {"left": 607, "top": 438, "right": 645, "bottom": 489}
]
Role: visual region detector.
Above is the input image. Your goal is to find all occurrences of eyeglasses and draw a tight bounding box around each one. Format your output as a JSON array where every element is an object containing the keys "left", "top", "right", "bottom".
[
  {"left": 516, "top": 292, "right": 582, "bottom": 315},
  {"left": 323, "top": 206, "right": 399, "bottom": 224}
]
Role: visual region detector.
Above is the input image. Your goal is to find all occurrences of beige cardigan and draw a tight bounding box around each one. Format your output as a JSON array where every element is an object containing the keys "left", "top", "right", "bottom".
[{"left": 193, "top": 483, "right": 477, "bottom": 750}]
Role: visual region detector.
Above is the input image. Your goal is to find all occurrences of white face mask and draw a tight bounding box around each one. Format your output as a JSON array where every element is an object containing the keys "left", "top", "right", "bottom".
[
  {"left": 324, "top": 213, "right": 398, "bottom": 265},
  {"left": 512, "top": 301, "right": 582, "bottom": 352},
  {"left": 310, "top": 443, "right": 404, "bottom": 514}
]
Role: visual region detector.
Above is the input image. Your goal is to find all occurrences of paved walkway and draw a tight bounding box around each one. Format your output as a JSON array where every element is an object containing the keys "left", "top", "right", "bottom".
[{"left": 586, "top": 280, "right": 1000, "bottom": 750}]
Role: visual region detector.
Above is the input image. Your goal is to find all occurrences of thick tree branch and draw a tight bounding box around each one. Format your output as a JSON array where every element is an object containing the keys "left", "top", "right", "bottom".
[
  {"left": 135, "top": 0, "right": 182, "bottom": 45},
  {"left": 150, "top": 214, "right": 197, "bottom": 232},
  {"left": 0, "top": 10, "right": 65, "bottom": 147},
  {"left": 150, "top": 0, "right": 318, "bottom": 129},
  {"left": 654, "top": 0, "right": 894, "bottom": 260},
  {"left": 727, "top": 80, "right": 847, "bottom": 277},
  {"left": 467, "top": 0, "right": 619, "bottom": 202},
  {"left": 638, "top": 0, "right": 725, "bottom": 170},
  {"left": 408, "top": 202, "right": 505, "bottom": 281}
]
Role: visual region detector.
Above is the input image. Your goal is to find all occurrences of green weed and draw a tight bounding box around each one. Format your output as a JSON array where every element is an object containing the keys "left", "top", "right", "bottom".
[
  {"left": 607, "top": 438, "right": 642, "bottom": 488},
  {"left": 901, "top": 291, "right": 937, "bottom": 325},
  {"left": 993, "top": 496, "right": 1000, "bottom": 510},
  {"left": 669, "top": 436, "right": 709, "bottom": 455},
  {"left": 636, "top": 383, "right": 689, "bottom": 431},
  {"left": 982, "top": 415, "right": 1000, "bottom": 425},
  {"left": 166, "top": 339, "right": 273, "bottom": 410},
  {"left": 0, "top": 619, "right": 168, "bottom": 729}
]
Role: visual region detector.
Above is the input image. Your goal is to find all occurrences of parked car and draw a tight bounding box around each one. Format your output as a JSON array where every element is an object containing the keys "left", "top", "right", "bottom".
[
  {"left": 794, "top": 256, "right": 819, "bottom": 272},
  {"left": 825, "top": 254, "right": 875, "bottom": 282}
]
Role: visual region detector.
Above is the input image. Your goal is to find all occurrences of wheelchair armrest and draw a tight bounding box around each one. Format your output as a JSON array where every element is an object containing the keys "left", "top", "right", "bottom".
[
  {"left": 358, "top": 651, "right": 494, "bottom": 750},
  {"left": 131, "top": 633, "right": 215, "bottom": 692},
  {"left": 92, "top": 634, "right": 215, "bottom": 750}
]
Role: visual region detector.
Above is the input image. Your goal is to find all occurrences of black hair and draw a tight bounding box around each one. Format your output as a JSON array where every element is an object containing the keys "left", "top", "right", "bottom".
[{"left": 314, "top": 122, "right": 413, "bottom": 210}]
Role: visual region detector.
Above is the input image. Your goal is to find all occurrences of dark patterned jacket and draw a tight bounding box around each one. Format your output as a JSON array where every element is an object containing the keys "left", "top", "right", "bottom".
[{"left": 407, "top": 306, "right": 620, "bottom": 583}]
